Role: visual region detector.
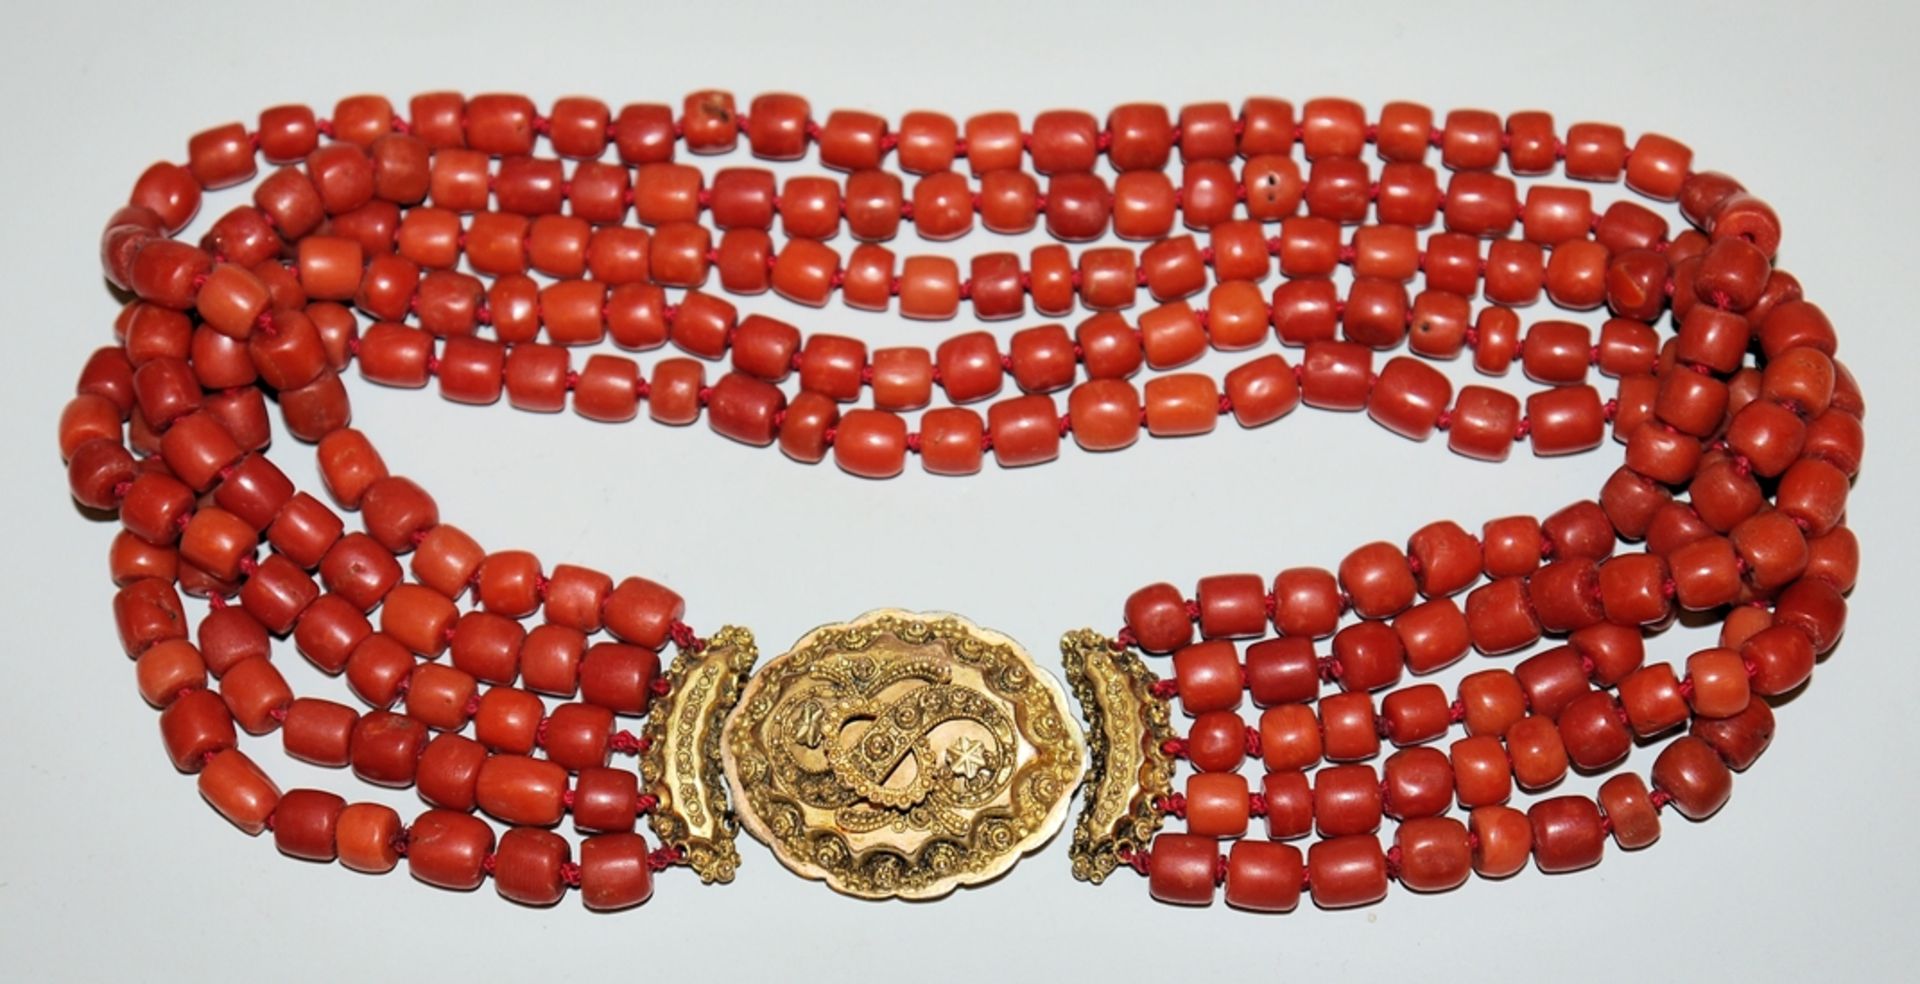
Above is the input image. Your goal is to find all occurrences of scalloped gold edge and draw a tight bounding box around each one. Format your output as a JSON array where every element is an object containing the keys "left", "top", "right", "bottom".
[
  {"left": 1062, "top": 629, "right": 1175, "bottom": 885},
  {"left": 641, "top": 625, "right": 759, "bottom": 884}
]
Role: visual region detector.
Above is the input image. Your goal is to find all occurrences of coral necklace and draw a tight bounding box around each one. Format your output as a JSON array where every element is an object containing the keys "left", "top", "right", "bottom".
[{"left": 62, "top": 90, "right": 1859, "bottom": 912}]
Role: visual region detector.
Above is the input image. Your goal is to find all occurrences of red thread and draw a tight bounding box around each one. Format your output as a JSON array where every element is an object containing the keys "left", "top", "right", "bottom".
[
  {"left": 672, "top": 622, "right": 710, "bottom": 653},
  {"left": 1156, "top": 793, "right": 1188, "bottom": 819},
  {"left": 1448, "top": 699, "right": 1467, "bottom": 724},
  {"left": 635, "top": 793, "right": 660, "bottom": 814},
  {"left": 1119, "top": 847, "right": 1150, "bottom": 877},
  {"left": 1149, "top": 679, "right": 1180, "bottom": 702},
  {"left": 1244, "top": 726, "right": 1263, "bottom": 759},
  {"left": 609, "top": 730, "right": 649, "bottom": 755},
  {"left": 559, "top": 861, "right": 582, "bottom": 887},
  {"left": 1159, "top": 737, "right": 1187, "bottom": 759},
  {"left": 1649, "top": 789, "right": 1675, "bottom": 810},
  {"left": 1214, "top": 853, "right": 1229, "bottom": 886},
  {"left": 647, "top": 845, "right": 684, "bottom": 871},
  {"left": 1248, "top": 792, "right": 1268, "bottom": 818},
  {"left": 1112, "top": 627, "right": 1138, "bottom": 650}
]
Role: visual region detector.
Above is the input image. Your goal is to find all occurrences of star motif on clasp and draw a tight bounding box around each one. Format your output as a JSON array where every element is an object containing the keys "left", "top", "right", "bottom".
[{"left": 945, "top": 736, "right": 988, "bottom": 779}]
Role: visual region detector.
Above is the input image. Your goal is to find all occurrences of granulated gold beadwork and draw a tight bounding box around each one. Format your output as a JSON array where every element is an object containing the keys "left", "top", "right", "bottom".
[{"left": 721, "top": 610, "right": 1084, "bottom": 899}]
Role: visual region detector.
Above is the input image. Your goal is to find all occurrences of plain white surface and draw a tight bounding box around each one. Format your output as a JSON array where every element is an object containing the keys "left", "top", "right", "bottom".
[{"left": 3, "top": 1, "right": 1916, "bottom": 980}]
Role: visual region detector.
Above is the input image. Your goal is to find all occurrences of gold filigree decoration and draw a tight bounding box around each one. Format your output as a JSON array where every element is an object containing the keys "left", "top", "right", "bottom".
[
  {"left": 1061, "top": 629, "right": 1175, "bottom": 885},
  {"left": 641, "top": 625, "right": 758, "bottom": 884},
  {"left": 722, "top": 610, "right": 1085, "bottom": 899}
]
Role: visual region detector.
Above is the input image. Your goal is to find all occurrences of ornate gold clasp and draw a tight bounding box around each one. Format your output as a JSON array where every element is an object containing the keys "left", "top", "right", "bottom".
[{"left": 721, "top": 610, "right": 1085, "bottom": 899}]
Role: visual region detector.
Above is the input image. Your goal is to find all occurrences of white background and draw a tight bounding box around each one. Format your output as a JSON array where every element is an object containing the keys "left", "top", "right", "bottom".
[{"left": 3, "top": 1, "right": 1916, "bottom": 980}]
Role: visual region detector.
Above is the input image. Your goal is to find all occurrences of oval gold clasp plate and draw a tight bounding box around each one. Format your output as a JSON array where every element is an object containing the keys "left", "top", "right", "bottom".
[{"left": 722, "top": 610, "right": 1085, "bottom": 900}]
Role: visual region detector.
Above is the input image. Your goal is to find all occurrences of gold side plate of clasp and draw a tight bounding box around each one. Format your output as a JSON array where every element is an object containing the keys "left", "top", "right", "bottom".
[
  {"left": 642, "top": 625, "right": 760, "bottom": 884},
  {"left": 1061, "top": 629, "right": 1176, "bottom": 884}
]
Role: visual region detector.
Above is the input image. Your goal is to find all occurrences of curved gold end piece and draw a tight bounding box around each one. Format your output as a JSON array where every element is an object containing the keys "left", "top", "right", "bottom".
[
  {"left": 1061, "top": 629, "right": 1176, "bottom": 885},
  {"left": 642, "top": 625, "right": 759, "bottom": 884}
]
